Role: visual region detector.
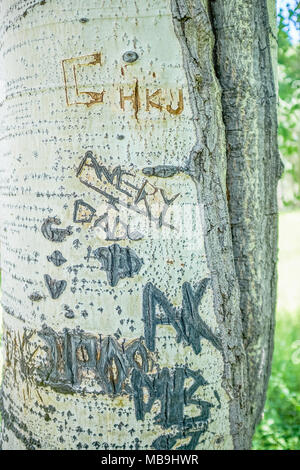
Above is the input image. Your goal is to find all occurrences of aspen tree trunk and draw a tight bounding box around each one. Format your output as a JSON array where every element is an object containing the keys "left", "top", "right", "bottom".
[{"left": 0, "top": 0, "right": 279, "bottom": 450}]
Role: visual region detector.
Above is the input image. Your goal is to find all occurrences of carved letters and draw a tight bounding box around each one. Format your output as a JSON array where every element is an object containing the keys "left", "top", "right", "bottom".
[
  {"left": 40, "top": 50, "right": 216, "bottom": 446},
  {"left": 142, "top": 279, "right": 222, "bottom": 354},
  {"left": 93, "top": 213, "right": 143, "bottom": 241},
  {"left": 62, "top": 53, "right": 104, "bottom": 107},
  {"left": 38, "top": 327, "right": 152, "bottom": 395},
  {"left": 131, "top": 366, "right": 211, "bottom": 429},
  {"left": 76, "top": 151, "right": 180, "bottom": 233},
  {"left": 73, "top": 199, "right": 96, "bottom": 224},
  {"left": 62, "top": 52, "right": 184, "bottom": 116},
  {"left": 35, "top": 326, "right": 214, "bottom": 450},
  {"left": 41, "top": 217, "right": 72, "bottom": 243}
]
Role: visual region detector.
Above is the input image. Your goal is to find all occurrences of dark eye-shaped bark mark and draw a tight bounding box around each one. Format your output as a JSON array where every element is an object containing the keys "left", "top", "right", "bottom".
[
  {"left": 92, "top": 243, "right": 143, "bottom": 286},
  {"left": 142, "top": 165, "right": 185, "bottom": 178},
  {"left": 143, "top": 279, "right": 222, "bottom": 354},
  {"left": 41, "top": 217, "right": 73, "bottom": 242},
  {"left": 47, "top": 250, "right": 67, "bottom": 267},
  {"left": 44, "top": 274, "right": 67, "bottom": 299}
]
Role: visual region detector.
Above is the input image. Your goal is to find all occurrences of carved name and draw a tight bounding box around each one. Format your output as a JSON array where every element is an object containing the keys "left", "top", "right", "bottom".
[
  {"left": 76, "top": 151, "right": 179, "bottom": 232},
  {"left": 38, "top": 328, "right": 152, "bottom": 395}
]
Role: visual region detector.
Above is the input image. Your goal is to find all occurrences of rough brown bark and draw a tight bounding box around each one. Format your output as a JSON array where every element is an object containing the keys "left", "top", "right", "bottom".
[
  {"left": 211, "top": 0, "right": 281, "bottom": 437},
  {"left": 171, "top": 0, "right": 249, "bottom": 449}
]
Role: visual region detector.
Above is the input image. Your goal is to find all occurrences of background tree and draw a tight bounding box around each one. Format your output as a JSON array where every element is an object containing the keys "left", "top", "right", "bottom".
[
  {"left": 0, "top": 0, "right": 280, "bottom": 450},
  {"left": 277, "top": 2, "right": 300, "bottom": 206},
  {"left": 253, "top": 1, "right": 300, "bottom": 450}
]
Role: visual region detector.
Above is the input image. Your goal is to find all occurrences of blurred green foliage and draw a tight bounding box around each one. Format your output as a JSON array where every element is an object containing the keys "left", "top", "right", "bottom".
[
  {"left": 253, "top": 4, "right": 300, "bottom": 449},
  {"left": 278, "top": 2, "right": 300, "bottom": 206},
  {"left": 253, "top": 210, "right": 300, "bottom": 450},
  {"left": 252, "top": 309, "right": 300, "bottom": 450}
]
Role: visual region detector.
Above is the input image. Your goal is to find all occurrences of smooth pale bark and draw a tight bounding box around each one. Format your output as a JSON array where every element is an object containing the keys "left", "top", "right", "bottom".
[{"left": 0, "top": 0, "right": 277, "bottom": 450}]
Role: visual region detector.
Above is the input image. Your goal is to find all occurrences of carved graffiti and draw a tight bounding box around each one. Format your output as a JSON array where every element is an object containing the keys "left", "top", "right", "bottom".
[
  {"left": 38, "top": 327, "right": 153, "bottom": 395},
  {"left": 145, "top": 88, "right": 184, "bottom": 115},
  {"left": 4, "top": 322, "right": 217, "bottom": 449},
  {"left": 88, "top": 243, "right": 143, "bottom": 286},
  {"left": 62, "top": 52, "right": 184, "bottom": 116},
  {"left": 142, "top": 279, "right": 222, "bottom": 354},
  {"left": 44, "top": 274, "right": 67, "bottom": 299},
  {"left": 131, "top": 366, "right": 212, "bottom": 428},
  {"left": 47, "top": 250, "right": 67, "bottom": 267},
  {"left": 62, "top": 53, "right": 104, "bottom": 107},
  {"left": 120, "top": 80, "right": 140, "bottom": 119},
  {"left": 120, "top": 85, "right": 183, "bottom": 118},
  {"left": 73, "top": 199, "right": 96, "bottom": 223},
  {"left": 93, "top": 212, "right": 143, "bottom": 241},
  {"left": 76, "top": 151, "right": 179, "bottom": 231},
  {"left": 41, "top": 217, "right": 72, "bottom": 243},
  {"left": 3, "top": 328, "right": 41, "bottom": 390}
]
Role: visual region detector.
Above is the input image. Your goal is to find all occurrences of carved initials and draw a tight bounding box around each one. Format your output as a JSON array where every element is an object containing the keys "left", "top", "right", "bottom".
[
  {"left": 132, "top": 366, "right": 212, "bottom": 429},
  {"left": 142, "top": 279, "right": 222, "bottom": 354}
]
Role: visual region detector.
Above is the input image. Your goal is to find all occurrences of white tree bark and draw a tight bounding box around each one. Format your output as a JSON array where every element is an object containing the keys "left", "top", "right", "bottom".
[{"left": 0, "top": 0, "right": 277, "bottom": 450}]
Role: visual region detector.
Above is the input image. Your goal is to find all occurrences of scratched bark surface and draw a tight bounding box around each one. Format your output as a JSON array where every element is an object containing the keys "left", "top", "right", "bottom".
[{"left": 0, "top": 0, "right": 277, "bottom": 450}]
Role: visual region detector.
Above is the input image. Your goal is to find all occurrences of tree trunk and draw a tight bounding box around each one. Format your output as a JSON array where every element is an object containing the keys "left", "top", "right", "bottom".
[
  {"left": 0, "top": 0, "right": 279, "bottom": 450},
  {"left": 211, "top": 0, "right": 281, "bottom": 438}
]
